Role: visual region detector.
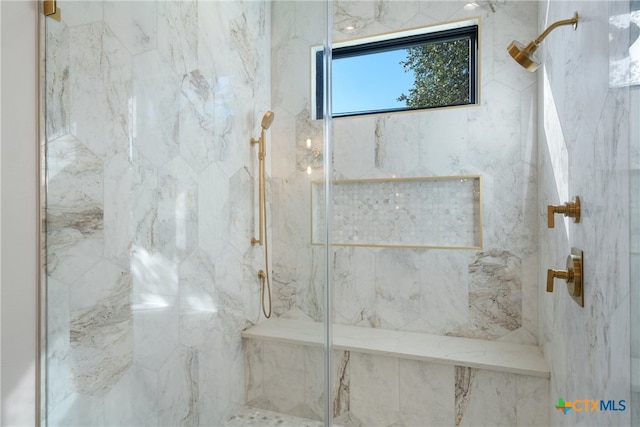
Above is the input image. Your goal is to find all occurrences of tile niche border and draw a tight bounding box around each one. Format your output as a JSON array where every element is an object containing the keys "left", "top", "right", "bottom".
[{"left": 311, "top": 175, "right": 482, "bottom": 249}]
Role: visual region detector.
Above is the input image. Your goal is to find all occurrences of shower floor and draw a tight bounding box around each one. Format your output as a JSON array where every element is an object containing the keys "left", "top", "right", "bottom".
[{"left": 224, "top": 407, "right": 325, "bottom": 426}]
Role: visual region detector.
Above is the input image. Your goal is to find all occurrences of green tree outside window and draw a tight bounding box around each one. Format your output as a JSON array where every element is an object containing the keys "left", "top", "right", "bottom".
[{"left": 397, "top": 39, "right": 471, "bottom": 108}]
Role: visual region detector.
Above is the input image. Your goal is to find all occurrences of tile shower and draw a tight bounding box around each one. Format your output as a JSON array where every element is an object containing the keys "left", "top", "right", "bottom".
[
  {"left": 254, "top": 2, "right": 548, "bottom": 425},
  {"left": 41, "top": 1, "right": 635, "bottom": 427},
  {"left": 45, "top": 1, "right": 272, "bottom": 424}
]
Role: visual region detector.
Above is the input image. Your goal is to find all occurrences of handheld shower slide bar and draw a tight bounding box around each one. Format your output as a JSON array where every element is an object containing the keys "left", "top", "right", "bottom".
[
  {"left": 251, "top": 111, "right": 275, "bottom": 318},
  {"left": 251, "top": 110, "right": 274, "bottom": 246}
]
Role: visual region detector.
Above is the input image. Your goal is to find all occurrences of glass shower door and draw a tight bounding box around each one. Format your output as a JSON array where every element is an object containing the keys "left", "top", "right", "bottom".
[{"left": 42, "top": 1, "right": 330, "bottom": 425}]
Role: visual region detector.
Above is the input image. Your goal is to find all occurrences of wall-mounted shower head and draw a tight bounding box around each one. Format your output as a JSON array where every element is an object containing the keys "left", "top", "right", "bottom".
[
  {"left": 261, "top": 111, "right": 275, "bottom": 130},
  {"left": 507, "top": 40, "right": 541, "bottom": 72},
  {"left": 508, "top": 12, "right": 579, "bottom": 72}
]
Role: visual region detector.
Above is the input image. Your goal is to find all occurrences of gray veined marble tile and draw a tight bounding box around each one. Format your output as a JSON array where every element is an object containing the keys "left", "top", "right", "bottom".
[
  {"left": 69, "top": 269, "right": 133, "bottom": 396},
  {"left": 157, "top": 346, "right": 201, "bottom": 426},
  {"left": 455, "top": 367, "right": 517, "bottom": 427},
  {"left": 372, "top": 249, "right": 421, "bottom": 330},
  {"left": 462, "top": 249, "right": 522, "bottom": 340},
  {"left": 349, "top": 352, "right": 400, "bottom": 426},
  {"left": 68, "top": 22, "right": 132, "bottom": 161},
  {"left": 158, "top": 1, "right": 198, "bottom": 76},
  {"left": 332, "top": 351, "right": 351, "bottom": 419},
  {"left": 105, "top": 1, "right": 157, "bottom": 56},
  {"left": 132, "top": 50, "right": 180, "bottom": 168},
  {"left": 104, "top": 152, "right": 133, "bottom": 267},
  {"left": 179, "top": 69, "right": 233, "bottom": 167},
  {"left": 400, "top": 359, "right": 455, "bottom": 426},
  {"left": 45, "top": 21, "right": 70, "bottom": 141}
]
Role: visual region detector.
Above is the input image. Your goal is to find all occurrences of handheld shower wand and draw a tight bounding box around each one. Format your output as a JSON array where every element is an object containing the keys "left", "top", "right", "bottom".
[
  {"left": 251, "top": 111, "right": 275, "bottom": 318},
  {"left": 251, "top": 111, "right": 274, "bottom": 246}
]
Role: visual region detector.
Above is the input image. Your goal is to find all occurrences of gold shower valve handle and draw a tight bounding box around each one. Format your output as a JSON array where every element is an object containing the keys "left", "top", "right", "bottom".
[
  {"left": 546, "top": 248, "right": 584, "bottom": 307},
  {"left": 546, "top": 268, "right": 567, "bottom": 292},
  {"left": 547, "top": 196, "right": 581, "bottom": 228}
]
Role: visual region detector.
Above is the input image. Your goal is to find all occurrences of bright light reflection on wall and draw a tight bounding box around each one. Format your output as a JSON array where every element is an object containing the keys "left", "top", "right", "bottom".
[
  {"left": 609, "top": 9, "right": 640, "bottom": 87},
  {"left": 47, "top": 136, "right": 76, "bottom": 180},
  {"left": 130, "top": 246, "right": 177, "bottom": 310},
  {"left": 543, "top": 67, "right": 570, "bottom": 240},
  {"left": 175, "top": 191, "right": 186, "bottom": 252},
  {"left": 185, "top": 296, "right": 217, "bottom": 314}
]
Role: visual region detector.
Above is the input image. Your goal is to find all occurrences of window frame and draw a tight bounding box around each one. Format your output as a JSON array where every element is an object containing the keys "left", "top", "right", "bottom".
[{"left": 312, "top": 18, "right": 479, "bottom": 119}]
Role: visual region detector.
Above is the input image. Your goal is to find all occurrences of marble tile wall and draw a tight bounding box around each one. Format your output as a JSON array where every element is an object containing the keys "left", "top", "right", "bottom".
[
  {"left": 45, "top": 1, "right": 272, "bottom": 425},
  {"left": 537, "top": 1, "right": 633, "bottom": 425},
  {"left": 271, "top": 1, "right": 540, "bottom": 344},
  {"left": 244, "top": 336, "right": 550, "bottom": 426},
  {"left": 631, "top": 85, "right": 640, "bottom": 426},
  {"left": 270, "top": 0, "right": 329, "bottom": 323}
]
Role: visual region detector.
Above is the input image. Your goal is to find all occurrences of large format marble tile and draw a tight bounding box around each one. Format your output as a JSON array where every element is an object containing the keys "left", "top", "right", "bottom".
[
  {"left": 349, "top": 352, "right": 400, "bottom": 426},
  {"left": 538, "top": 1, "right": 633, "bottom": 425},
  {"left": 46, "top": 1, "right": 273, "bottom": 424},
  {"left": 242, "top": 317, "right": 549, "bottom": 378},
  {"left": 455, "top": 367, "right": 516, "bottom": 426},
  {"left": 243, "top": 316, "right": 549, "bottom": 426},
  {"left": 399, "top": 359, "right": 455, "bottom": 426},
  {"left": 272, "top": 0, "right": 541, "bottom": 350}
]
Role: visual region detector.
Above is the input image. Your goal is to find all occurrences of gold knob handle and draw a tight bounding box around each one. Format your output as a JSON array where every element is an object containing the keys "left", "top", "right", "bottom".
[
  {"left": 547, "top": 196, "right": 581, "bottom": 228},
  {"left": 546, "top": 249, "right": 584, "bottom": 307}
]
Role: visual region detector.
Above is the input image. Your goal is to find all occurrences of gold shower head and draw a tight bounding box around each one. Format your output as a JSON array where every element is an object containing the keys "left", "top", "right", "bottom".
[
  {"left": 507, "top": 40, "right": 541, "bottom": 72},
  {"left": 508, "top": 12, "right": 579, "bottom": 72},
  {"left": 261, "top": 111, "right": 275, "bottom": 130}
]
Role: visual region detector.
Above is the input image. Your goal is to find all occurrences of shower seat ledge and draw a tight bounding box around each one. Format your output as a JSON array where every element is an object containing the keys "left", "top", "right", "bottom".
[{"left": 241, "top": 318, "right": 549, "bottom": 378}]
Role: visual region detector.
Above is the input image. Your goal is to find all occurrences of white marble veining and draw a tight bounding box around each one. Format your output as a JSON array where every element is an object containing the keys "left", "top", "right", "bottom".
[
  {"left": 272, "top": 0, "right": 540, "bottom": 344},
  {"left": 538, "top": 1, "right": 633, "bottom": 426},
  {"left": 456, "top": 367, "right": 517, "bottom": 426},
  {"left": 243, "top": 315, "right": 549, "bottom": 426},
  {"left": 399, "top": 359, "right": 455, "bottom": 426},
  {"left": 462, "top": 249, "right": 522, "bottom": 339},
  {"left": 45, "top": 0, "right": 273, "bottom": 425},
  {"left": 242, "top": 317, "right": 549, "bottom": 377},
  {"left": 43, "top": 0, "right": 636, "bottom": 425}
]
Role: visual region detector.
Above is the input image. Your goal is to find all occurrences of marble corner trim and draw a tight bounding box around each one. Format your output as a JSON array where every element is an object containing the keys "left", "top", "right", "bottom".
[
  {"left": 311, "top": 176, "right": 482, "bottom": 249},
  {"left": 241, "top": 318, "right": 549, "bottom": 378}
]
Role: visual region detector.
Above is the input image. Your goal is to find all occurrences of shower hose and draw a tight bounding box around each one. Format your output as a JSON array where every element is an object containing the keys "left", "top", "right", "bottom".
[{"left": 258, "top": 181, "right": 272, "bottom": 319}]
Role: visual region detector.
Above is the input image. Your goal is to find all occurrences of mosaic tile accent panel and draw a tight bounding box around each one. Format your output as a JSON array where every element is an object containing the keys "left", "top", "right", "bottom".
[{"left": 312, "top": 176, "right": 481, "bottom": 248}]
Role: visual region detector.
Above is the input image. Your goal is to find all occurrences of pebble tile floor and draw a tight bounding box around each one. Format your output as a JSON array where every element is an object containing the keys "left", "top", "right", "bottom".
[{"left": 224, "top": 407, "right": 325, "bottom": 426}]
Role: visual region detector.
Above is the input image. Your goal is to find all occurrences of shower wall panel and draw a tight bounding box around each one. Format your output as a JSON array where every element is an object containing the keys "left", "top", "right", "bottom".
[
  {"left": 244, "top": 336, "right": 550, "bottom": 426},
  {"left": 271, "top": 1, "right": 540, "bottom": 345},
  {"left": 538, "top": 1, "right": 632, "bottom": 425},
  {"left": 270, "top": 1, "right": 327, "bottom": 319},
  {"left": 45, "top": 1, "right": 271, "bottom": 425},
  {"left": 631, "top": 87, "right": 640, "bottom": 425}
]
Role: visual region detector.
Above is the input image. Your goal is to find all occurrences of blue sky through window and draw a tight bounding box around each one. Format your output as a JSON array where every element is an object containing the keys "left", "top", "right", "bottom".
[{"left": 332, "top": 48, "right": 415, "bottom": 115}]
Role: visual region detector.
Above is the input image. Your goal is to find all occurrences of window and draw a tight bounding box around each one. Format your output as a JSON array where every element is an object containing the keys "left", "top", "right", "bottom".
[{"left": 312, "top": 19, "right": 479, "bottom": 119}]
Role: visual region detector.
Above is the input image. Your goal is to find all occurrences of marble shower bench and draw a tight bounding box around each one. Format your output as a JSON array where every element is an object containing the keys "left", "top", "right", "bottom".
[{"left": 242, "top": 317, "right": 550, "bottom": 426}]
